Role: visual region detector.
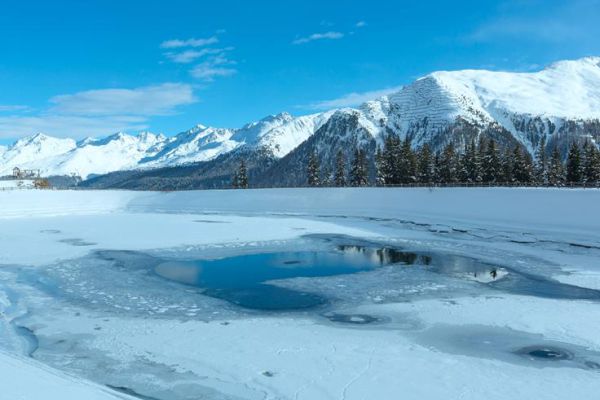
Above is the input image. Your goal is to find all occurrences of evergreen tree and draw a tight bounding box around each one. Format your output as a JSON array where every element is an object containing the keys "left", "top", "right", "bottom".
[
  {"left": 232, "top": 160, "right": 248, "bottom": 189},
  {"left": 583, "top": 142, "right": 600, "bottom": 185},
  {"left": 321, "top": 165, "right": 332, "bottom": 187},
  {"left": 307, "top": 151, "right": 320, "bottom": 187},
  {"left": 476, "top": 136, "right": 487, "bottom": 182},
  {"left": 472, "top": 139, "right": 483, "bottom": 183},
  {"left": 334, "top": 150, "right": 347, "bottom": 187},
  {"left": 398, "top": 138, "right": 416, "bottom": 183},
  {"left": 457, "top": 152, "right": 469, "bottom": 183},
  {"left": 381, "top": 134, "right": 400, "bottom": 184},
  {"left": 438, "top": 142, "right": 458, "bottom": 183},
  {"left": 548, "top": 146, "right": 565, "bottom": 186},
  {"left": 566, "top": 142, "right": 582, "bottom": 184},
  {"left": 500, "top": 147, "right": 514, "bottom": 183},
  {"left": 482, "top": 139, "right": 500, "bottom": 183},
  {"left": 375, "top": 147, "right": 385, "bottom": 185},
  {"left": 522, "top": 150, "right": 534, "bottom": 184},
  {"left": 535, "top": 135, "right": 548, "bottom": 185},
  {"left": 510, "top": 146, "right": 533, "bottom": 184},
  {"left": 462, "top": 138, "right": 481, "bottom": 183},
  {"left": 350, "top": 148, "right": 369, "bottom": 186},
  {"left": 417, "top": 143, "right": 434, "bottom": 184},
  {"left": 433, "top": 152, "right": 442, "bottom": 183}
]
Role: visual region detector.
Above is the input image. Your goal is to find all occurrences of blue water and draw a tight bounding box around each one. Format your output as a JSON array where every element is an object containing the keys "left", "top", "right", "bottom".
[
  {"left": 151, "top": 242, "right": 600, "bottom": 310},
  {"left": 154, "top": 246, "right": 410, "bottom": 310}
]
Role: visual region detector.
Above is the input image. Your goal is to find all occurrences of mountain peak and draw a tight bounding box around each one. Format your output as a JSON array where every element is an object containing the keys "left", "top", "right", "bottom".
[
  {"left": 547, "top": 56, "right": 600, "bottom": 71},
  {"left": 13, "top": 133, "right": 76, "bottom": 149},
  {"left": 16, "top": 132, "right": 50, "bottom": 145},
  {"left": 261, "top": 112, "right": 293, "bottom": 123},
  {"left": 137, "top": 131, "right": 165, "bottom": 141},
  {"left": 30, "top": 132, "right": 50, "bottom": 140}
]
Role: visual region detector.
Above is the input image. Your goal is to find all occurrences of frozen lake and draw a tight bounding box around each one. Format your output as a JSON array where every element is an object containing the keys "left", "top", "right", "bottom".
[{"left": 1, "top": 188, "right": 600, "bottom": 400}]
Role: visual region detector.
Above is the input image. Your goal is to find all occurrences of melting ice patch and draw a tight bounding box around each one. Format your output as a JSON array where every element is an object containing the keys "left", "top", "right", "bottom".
[
  {"left": 414, "top": 324, "right": 600, "bottom": 371},
  {"left": 18, "top": 235, "right": 600, "bottom": 322}
]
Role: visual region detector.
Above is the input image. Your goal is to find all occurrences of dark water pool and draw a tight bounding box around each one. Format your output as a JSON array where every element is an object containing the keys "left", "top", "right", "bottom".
[
  {"left": 151, "top": 240, "right": 600, "bottom": 311},
  {"left": 154, "top": 246, "right": 410, "bottom": 310},
  {"left": 517, "top": 346, "right": 573, "bottom": 361},
  {"left": 32, "top": 234, "right": 600, "bottom": 316}
]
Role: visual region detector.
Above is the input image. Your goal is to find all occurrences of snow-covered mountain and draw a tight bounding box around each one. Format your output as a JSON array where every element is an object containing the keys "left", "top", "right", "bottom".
[
  {"left": 2, "top": 57, "right": 599, "bottom": 180},
  {"left": 0, "top": 132, "right": 165, "bottom": 178},
  {"left": 1, "top": 134, "right": 77, "bottom": 170},
  {"left": 384, "top": 56, "right": 600, "bottom": 152},
  {"left": 139, "top": 111, "right": 334, "bottom": 169},
  {"left": 0, "top": 112, "right": 331, "bottom": 179}
]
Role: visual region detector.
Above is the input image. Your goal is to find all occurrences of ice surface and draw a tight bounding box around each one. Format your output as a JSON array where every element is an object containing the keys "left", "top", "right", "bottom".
[{"left": 1, "top": 188, "right": 600, "bottom": 399}]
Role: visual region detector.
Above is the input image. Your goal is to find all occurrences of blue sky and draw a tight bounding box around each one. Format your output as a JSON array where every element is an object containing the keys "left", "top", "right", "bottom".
[{"left": 1, "top": 0, "right": 599, "bottom": 144}]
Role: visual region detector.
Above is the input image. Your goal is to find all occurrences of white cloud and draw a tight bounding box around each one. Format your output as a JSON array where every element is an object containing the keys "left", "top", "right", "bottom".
[
  {"left": 190, "top": 63, "right": 237, "bottom": 81},
  {"left": 49, "top": 83, "right": 196, "bottom": 116},
  {"left": 160, "top": 37, "right": 219, "bottom": 49},
  {"left": 355, "top": 21, "right": 367, "bottom": 28},
  {"left": 0, "top": 115, "right": 148, "bottom": 140},
  {"left": 306, "top": 85, "right": 403, "bottom": 109},
  {"left": 164, "top": 47, "right": 234, "bottom": 64},
  {"left": 0, "top": 83, "right": 197, "bottom": 140},
  {"left": 0, "top": 105, "right": 30, "bottom": 112},
  {"left": 292, "top": 31, "right": 344, "bottom": 45},
  {"left": 190, "top": 55, "right": 237, "bottom": 81},
  {"left": 159, "top": 33, "right": 237, "bottom": 82},
  {"left": 165, "top": 50, "right": 206, "bottom": 64}
]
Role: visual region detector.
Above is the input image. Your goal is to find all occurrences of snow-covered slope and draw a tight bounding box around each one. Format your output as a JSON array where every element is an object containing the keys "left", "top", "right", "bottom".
[
  {"left": 142, "top": 111, "right": 334, "bottom": 167},
  {"left": 235, "top": 111, "right": 335, "bottom": 158},
  {"left": 274, "top": 56, "right": 600, "bottom": 157},
  {"left": 0, "top": 132, "right": 166, "bottom": 179},
  {"left": 2, "top": 57, "right": 599, "bottom": 180},
  {"left": 0, "top": 134, "right": 77, "bottom": 174},
  {"left": 429, "top": 57, "right": 600, "bottom": 120},
  {"left": 0, "top": 112, "right": 332, "bottom": 178},
  {"left": 0, "top": 352, "right": 135, "bottom": 400},
  {"left": 385, "top": 56, "right": 600, "bottom": 151},
  {"left": 47, "top": 132, "right": 166, "bottom": 178}
]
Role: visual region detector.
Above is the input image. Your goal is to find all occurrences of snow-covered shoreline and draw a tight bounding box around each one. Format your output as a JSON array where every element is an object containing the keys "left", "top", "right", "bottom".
[
  {"left": 0, "top": 351, "right": 136, "bottom": 400},
  {"left": 1, "top": 188, "right": 599, "bottom": 399},
  {"left": 3, "top": 186, "right": 599, "bottom": 227}
]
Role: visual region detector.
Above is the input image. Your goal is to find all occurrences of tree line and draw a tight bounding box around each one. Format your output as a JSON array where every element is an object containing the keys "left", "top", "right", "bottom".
[
  {"left": 231, "top": 134, "right": 600, "bottom": 188},
  {"left": 310, "top": 135, "right": 600, "bottom": 187}
]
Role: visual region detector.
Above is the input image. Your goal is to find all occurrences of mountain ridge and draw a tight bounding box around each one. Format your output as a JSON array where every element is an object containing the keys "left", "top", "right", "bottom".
[{"left": 2, "top": 57, "right": 599, "bottom": 181}]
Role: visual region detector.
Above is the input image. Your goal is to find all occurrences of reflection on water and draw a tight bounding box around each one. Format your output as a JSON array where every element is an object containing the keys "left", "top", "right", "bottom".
[
  {"left": 336, "top": 245, "right": 432, "bottom": 266},
  {"left": 420, "top": 253, "right": 600, "bottom": 301},
  {"left": 154, "top": 246, "right": 413, "bottom": 310},
  {"left": 152, "top": 240, "right": 600, "bottom": 310}
]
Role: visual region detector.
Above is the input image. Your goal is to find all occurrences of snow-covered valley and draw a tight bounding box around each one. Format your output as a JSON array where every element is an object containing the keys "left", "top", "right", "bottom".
[{"left": 1, "top": 188, "right": 600, "bottom": 399}]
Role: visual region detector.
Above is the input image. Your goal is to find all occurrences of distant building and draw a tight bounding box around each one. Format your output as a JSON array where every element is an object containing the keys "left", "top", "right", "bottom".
[{"left": 12, "top": 167, "right": 40, "bottom": 179}]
